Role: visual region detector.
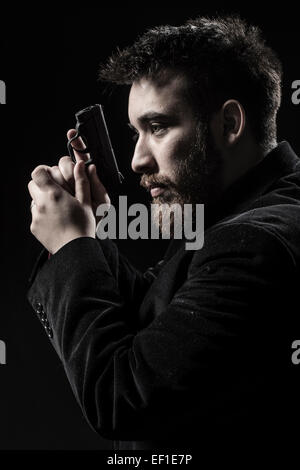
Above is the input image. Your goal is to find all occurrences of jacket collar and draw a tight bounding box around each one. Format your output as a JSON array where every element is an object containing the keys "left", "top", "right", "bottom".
[
  {"left": 206, "top": 141, "right": 300, "bottom": 227},
  {"left": 164, "top": 141, "right": 299, "bottom": 261}
]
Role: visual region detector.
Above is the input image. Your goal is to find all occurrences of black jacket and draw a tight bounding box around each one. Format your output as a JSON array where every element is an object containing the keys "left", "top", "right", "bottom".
[{"left": 27, "top": 142, "right": 300, "bottom": 451}]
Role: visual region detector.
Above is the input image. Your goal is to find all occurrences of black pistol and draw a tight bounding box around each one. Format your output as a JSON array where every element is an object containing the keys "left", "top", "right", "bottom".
[{"left": 67, "top": 104, "right": 124, "bottom": 193}]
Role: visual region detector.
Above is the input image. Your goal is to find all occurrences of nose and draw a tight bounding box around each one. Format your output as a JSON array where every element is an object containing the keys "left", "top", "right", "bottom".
[{"left": 131, "top": 135, "right": 158, "bottom": 174}]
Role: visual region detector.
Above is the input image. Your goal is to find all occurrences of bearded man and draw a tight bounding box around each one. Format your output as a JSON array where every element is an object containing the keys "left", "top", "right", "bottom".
[{"left": 27, "top": 15, "right": 300, "bottom": 452}]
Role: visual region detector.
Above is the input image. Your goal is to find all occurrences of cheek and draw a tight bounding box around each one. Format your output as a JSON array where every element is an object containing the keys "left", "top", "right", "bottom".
[{"left": 158, "top": 131, "right": 194, "bottom": 168}]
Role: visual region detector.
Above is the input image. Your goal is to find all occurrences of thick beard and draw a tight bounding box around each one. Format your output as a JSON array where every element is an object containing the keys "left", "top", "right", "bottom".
[{"left": 144, "top": 121, "right": 223, "bottom": 237}]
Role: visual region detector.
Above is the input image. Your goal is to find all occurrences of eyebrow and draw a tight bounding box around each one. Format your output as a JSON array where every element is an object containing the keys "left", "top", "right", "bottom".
[{"left": 128, "top": 111, "right": 175, "bottom": 130}]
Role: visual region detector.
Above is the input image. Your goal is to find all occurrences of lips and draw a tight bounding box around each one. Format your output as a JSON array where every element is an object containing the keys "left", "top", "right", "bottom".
[
  {"left": 141, "top": 178, "right": 167, "bottom": 197},
  {"left": 150, "top": 186, "right": 165, "bottom": 197}
]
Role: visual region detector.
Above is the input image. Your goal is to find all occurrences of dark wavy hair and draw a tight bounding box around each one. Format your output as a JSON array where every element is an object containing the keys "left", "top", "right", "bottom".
[{"left": 99, "top": 15, "right": 282, "bottom": 153}]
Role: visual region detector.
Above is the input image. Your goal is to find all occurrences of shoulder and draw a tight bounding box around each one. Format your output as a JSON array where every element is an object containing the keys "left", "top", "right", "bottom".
[
  {"left": 192, "top": 168, "right": 300, "bottom": 271},
  {"left": 189, "top": 215, "right": 298, "bottom": 280},
  {"left": 224, "top": 169, "right": 300, "bottom": 264}
]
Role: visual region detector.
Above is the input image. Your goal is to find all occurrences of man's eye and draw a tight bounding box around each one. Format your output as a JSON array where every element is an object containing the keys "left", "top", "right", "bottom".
[{"left": 150, "top": 123, "right": 166, "bottom": 135}]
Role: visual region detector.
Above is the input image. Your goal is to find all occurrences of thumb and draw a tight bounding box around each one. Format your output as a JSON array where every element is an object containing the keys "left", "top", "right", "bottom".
[
  {"left": 74, "top": 161, "right": 92, "bottom": 206},
  {"left": 87, "top": 164, "right": 110, "bottom": 206}
]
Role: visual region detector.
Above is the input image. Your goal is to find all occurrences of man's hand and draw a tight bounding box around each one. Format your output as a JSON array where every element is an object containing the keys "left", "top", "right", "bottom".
[
  {"left": 50, "top": 129, "right": 111, "bottom": 218},
  {"left": 28, "top": 161, "right": 96, "bottom": 254}
]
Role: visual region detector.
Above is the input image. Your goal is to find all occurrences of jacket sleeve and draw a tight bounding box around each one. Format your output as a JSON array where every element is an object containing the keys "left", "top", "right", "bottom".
[
  {"left": 92, "top": 238, "right": 164, "bottom": 328},
  {"left": 28, "top": 237, "right": 162, "bottom": 330},
  {"left": 27, "top": 223, "right": 296, "bottom": 440}
]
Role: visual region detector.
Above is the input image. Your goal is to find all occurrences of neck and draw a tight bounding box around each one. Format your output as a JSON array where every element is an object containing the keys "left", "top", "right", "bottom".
[{"left": 222, "top": 138, "right": 277, "bottom": 192}]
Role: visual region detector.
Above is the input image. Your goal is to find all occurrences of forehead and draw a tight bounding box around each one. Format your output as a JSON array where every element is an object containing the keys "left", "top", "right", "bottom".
[{"left": 128, "top": 73, "right": 193, "bottom": 122}]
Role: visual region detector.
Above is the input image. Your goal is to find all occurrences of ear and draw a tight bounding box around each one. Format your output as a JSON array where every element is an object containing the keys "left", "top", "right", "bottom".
[
  {"left": 222, "top": 99, "right": 245, "bottom": 146},
  {"left": 210, "top": 99, "right": 246, "bottom": 149}
]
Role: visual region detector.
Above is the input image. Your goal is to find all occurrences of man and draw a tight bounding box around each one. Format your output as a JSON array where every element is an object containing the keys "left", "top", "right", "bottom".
[{"left": 27, "top": 15, "right": 300, "bottom": 452}]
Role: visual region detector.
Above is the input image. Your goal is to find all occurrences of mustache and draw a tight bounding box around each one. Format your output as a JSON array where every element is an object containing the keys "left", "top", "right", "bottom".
[{"left": 140, "top": 173, "right": 177, "bottom": 191}]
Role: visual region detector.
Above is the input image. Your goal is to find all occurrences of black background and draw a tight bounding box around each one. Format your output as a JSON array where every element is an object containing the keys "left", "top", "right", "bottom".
[{"left": 0, "top": 6, "right": 299, "bottom": 450}]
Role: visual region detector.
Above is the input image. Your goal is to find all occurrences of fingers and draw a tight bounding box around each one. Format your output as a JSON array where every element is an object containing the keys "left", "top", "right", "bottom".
[
  {"left": 87, "top": 164, "right": 110, "bottom": 206},
  {"left": 57, "top": 156, "right": 75, "bottom": 192},
  {"left": 48, "top": 164, "right": 73, "bottom": 193},
  {"left": 28, "top": 180, "right": 46, "bottom": 214},
  {"left": 74, "top": 161, "right": 91, "bottom": 206},
  {"left": 31, "top": 165, "right": 57, "bottom": 189},
  {"left": 29, "top": 165, "right": 64, "bottom": 213},
  {"left": 28, "top": 179, "right": 39, "bottom": 202},
  {"left": 34, "top": 155, "right": 75, "bottom": 195},
  {"left": 67, "top": 128, "right": 90, "bottom": 163}
]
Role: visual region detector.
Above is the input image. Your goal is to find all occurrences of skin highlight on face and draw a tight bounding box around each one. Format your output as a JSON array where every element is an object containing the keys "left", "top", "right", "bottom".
[{"left": 128, "top": 73, "right": 223, "bottom": 234}]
